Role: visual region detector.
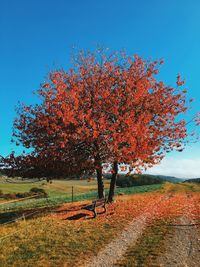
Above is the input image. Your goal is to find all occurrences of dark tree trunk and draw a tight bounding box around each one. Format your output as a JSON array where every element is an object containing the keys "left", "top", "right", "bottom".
[
  {"left": 94, "top": 153, "right": 105, "bottom": 199},
  {"left": 108, "top": 161, "right": 118, "bottom": 203},
  {"left": 96, "top": 165, "right": 105, "bottom": 199}
]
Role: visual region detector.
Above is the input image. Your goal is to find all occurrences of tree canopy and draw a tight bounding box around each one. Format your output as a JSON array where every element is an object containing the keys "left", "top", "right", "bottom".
[{"left": 12, "top": 49, "right": 197, "bottom": 201}]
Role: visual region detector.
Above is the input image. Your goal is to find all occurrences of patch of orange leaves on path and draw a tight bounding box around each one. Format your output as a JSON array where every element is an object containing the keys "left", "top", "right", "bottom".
[{"left": 150, "top": 192, "right": 200, "bottom": 224}]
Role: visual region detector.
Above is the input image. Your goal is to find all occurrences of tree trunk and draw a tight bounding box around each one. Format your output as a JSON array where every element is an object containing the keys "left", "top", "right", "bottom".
[
  {"left": 108, "top": 161, "right": 118, "bottom": 203},
  {"left": 94, "top": 154, "right": 105, "bottom": 199},
  {"left": 96, "top": 166, "right": 105, "bottom": 199}
]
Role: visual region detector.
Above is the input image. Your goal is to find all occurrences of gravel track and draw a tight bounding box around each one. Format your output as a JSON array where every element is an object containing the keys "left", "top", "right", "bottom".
[
  {"left": 155, "top": 193, "right": 200, "bottom": 267},
  {"left": 84, "top": 194, "right": 171, "bottom": 267}
]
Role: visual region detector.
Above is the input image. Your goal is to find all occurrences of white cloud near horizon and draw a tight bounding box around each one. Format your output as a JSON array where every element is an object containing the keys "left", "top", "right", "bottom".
[{"left": 145, "top": 158, "right": 200, "bottom": 179}]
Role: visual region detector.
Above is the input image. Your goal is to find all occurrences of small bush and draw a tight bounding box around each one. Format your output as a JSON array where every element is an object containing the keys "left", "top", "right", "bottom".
[
  {"left": 29, "top": 187, "right": 48, "bottom": 197},
  {"left": 16, "top": 192, "right": 32, "bottom": 198},
  {"left": 0, "top": 188, "right": 48, "bottom": 200}
]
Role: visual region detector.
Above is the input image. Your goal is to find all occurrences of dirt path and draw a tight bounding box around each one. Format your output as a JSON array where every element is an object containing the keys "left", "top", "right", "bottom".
[
  {"left": 84, "top": 194, "right": 171, "bottom": 267},
  {"left": 84, "top": 191, "right": 200, "bottom": 267},
  {"left": 154, "top": 192, "right": 200, "bottom": 267},
  {"left": 155, "top": 216, "right": 200, "bottom": 267}
]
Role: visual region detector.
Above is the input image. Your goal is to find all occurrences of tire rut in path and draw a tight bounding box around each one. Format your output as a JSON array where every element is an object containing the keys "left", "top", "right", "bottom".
[{"left": 84, "top": 194, "right": 172, "bottom": 267}]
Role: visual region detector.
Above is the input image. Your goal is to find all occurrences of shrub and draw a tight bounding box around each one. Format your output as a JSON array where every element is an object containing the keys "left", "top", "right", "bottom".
[
  {"left": 16, "top": 192, "right": 32, "bottom": 198},
  {"left": 29, "top": 187, "right": 48, "bottom": 197},
  {"left": 0, "top": 188, "right": 48, "bottom": 200}
]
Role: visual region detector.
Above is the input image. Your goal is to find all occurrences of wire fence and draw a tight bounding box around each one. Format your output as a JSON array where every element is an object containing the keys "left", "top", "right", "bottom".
[
  {"left": 0, "top": 211, "right": 43, "bottom": 243},
  {"left": 0, "top": 188, "right": 93, "bottom": 244},
  {"left": 0, "top": 193, "right": 43, "bottom": 206},
  {"left": 0, "top": 192, "right": 169, "bottom": 245},
  {"left": 0, "top": 197, "right": 53, "bottom": 243},
  {"left": 0, "top": 184, "right": 162, "bottom": 213},
  {"left": 0, "top": 184, "right": 163, "bottom": 244},
  {"left": 0, "top": 186, "right": 95, "bottom": 210}
]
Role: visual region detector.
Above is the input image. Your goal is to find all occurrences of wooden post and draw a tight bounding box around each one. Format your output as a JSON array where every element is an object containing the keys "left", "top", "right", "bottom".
[{"left": 72, "top": 186, "right": 74, "bottom": 202}]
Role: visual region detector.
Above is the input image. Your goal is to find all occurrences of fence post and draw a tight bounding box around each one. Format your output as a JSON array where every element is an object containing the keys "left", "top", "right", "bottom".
[{"left": 72, "top": 186, "right": 74, "bottom": 203}]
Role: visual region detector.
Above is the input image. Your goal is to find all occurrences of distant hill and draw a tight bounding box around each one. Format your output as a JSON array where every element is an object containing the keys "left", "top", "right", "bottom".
[{"left": 183, "top": 178, "right": 200, "bottom": 184}]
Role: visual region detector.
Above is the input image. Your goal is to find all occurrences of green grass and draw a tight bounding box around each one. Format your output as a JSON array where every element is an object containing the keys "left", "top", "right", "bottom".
[{"left": 116, "top": 184, "right": 162, "bottom": 195}]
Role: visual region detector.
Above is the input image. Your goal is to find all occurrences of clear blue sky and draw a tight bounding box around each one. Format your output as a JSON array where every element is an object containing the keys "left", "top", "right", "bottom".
[{"left": 1, "top": 0, "right": 200, "bottom": 176}]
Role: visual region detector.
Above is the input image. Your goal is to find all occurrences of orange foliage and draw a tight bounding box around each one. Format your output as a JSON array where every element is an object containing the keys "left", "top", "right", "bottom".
[{"left": 13, "top": 50, "right": 195, "bottom": 175}]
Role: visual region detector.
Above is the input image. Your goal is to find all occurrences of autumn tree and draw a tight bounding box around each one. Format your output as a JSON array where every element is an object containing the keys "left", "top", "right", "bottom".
[
  {"left": 2, "top": 151, "right": 91, "bottom": 179},
  {"left": 13, "top": 49, "right": 196, "bottom": 201}
]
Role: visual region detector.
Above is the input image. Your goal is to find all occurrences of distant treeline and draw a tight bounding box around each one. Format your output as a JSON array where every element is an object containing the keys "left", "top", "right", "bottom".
[
  {"left": 184, "top": 178, "right": 200, "bottom": 184},
  {"left": 116, "top": 174, "right": 164, "bottom": 187},
  {"left": 104, "top": 173, "right": 182, "bottom": 186}
]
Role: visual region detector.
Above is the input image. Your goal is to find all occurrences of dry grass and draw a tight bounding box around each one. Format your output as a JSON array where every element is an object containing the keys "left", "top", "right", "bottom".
[{"left": 0, "top": 192, "right": 162, "bottom": 267}]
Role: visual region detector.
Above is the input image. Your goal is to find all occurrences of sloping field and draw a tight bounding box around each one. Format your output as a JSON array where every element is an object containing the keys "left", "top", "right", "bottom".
[{"left": 0, "top": 178, "right": 162, "bottom": 211}]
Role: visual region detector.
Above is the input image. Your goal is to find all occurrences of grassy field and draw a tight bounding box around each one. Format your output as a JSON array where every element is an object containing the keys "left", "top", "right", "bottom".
[
  {"left": 0, "top": 190, "right": 164, "bottom": 267},
  {"left": 0, "top": 177, "right": 162, "bottom": 212},
  {"left": 0, "top": 177, "right": 108, "bottom": 196},
  {"left": 0, "top": 179, "right": 199, "bottom": 267}
]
